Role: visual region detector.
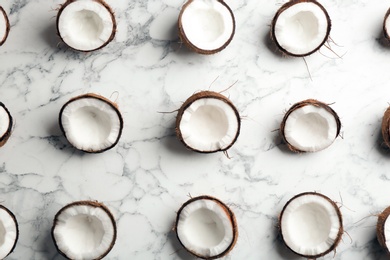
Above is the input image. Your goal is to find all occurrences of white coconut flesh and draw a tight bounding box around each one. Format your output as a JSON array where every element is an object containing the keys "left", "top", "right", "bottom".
[
  {"left": 58, "top": 0, "right": 114, "bottom": 51},
  {"left": 60, "top": 96, "right": 122, "bottom": 152},
  {"left": 283, "top": 105, "right": 338, "bottom": 152},
  {"left": 53, "top": 204, "right": 115, "bottom": 259},
  {"left": 0, "top": 208, "right": 17, "bottom": 259},
  {"left": 0, "top": 8, "right": 8, "bottom": 44},
  {"left": 176, "top": 199, "right": 234, "bottom": 257},
  {"left": 179, "top": 98, "right": 239, "bottom": 152},
  {"left": 274, "top": 2, "right": 329, "bottom": 56},
  {"left": 180, "top": 0, "right": 234, "bottom": 51},
  {"left": 281, "top": 194, "right": 341, "bottom": 256},
  {"left": 383, "top": 216, "right": 390, "bottom": 250},
  {"left": 0, "top": 105, "right": 10, "bottom": 139}
]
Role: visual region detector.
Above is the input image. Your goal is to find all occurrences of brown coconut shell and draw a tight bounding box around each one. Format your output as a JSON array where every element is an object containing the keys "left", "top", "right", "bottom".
[
  {"left": 178, "top": 0, "right": 235, "bottom": 55},
  {"left": 270, "top": 0, "right": 331, "bottom": 57},
  {"left": 377, "top": 206, "right": 390, "bottom": 253},
  {"left": 175, "top": 90, "right": 240, "bottom": 153},
  {"left": 384, "top": 8, "right": 390, "bottom": 41},
  {"left": 382, "top": 107, "right": 390, "bottom": 148},
  {"left": 52, "top": 200, "right": 117, "bottom": 260},
  {"left": 0, "top": 205, "right": 19, "bottom": 258},
  {"left": 56, "top": 0, "right": 116, "bottom": 52},
  {"left": 0, "top": 6, "right": 10, "bottom": 46},
  {"left": 175, "top": 195, "right": 238, "bottom": 259},
  {"left": 0, "top": 102, "right": 13, "bottom": 148},
  {"left": 59, "top": 93, "right": 123, "bottom": 153},
  {"left": 279, "top": 192, "right": 343, "bottom": 259},
  {"left": 280, "top": 99, "right": 341, "bottom": 153}
]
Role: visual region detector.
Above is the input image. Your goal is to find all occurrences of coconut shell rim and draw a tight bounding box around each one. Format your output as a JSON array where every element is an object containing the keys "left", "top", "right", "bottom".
[
  {"left": 270, "top": 0, "right": 332, "bottom": 57},
  {"left": 0, "top": 205, "right": 19, "bottom": 258},
  {"left": 56, "top": 0, "right": 117, "bottom": 52},
  {"left": 51, "top": 200, "right": 117, "bottom": 260},
  {"left": 0, "top": 6, "right": 10, "bottom": 46},
  {"left": 59, "top": 93, "right": 124, "bottom": 153},
  {"left": 175, "top": 195, "right": 238, "bottom": 259},
  {"left": 383, "top": 8, "right": 390, "bottom": 41},
  {"left": 175, "top": 90, "right": 241, "bottom": 153},
  {"left": 279, "top": 191, "right": 343, "bottom": 258},
  {"left": 178, "top": 0, "right": 236, "bottom": 55},
  {"left": 381, "top": 106, "right": 390, "bottom": 148},
  {"left": 0, "top": 102, "right": 13, "bottom": 148},
  {"left": 280, "top": 99, "right": 341, "bottom": 153}
]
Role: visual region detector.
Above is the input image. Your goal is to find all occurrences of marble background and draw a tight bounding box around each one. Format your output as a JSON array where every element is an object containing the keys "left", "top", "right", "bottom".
[{"left": 0, "top": 0, "right": 390, "bottom": 259}]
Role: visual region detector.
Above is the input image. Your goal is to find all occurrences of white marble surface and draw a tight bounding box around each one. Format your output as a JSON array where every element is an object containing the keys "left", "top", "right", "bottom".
[{"left": 0, "top": 0, "right": 390, "bottom": 259}]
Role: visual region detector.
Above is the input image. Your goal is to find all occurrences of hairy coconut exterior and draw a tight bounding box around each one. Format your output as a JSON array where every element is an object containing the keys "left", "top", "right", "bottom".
[
  {"left": 56, "top": 0, "right": 117, "bottom": 52},
  {"left": 0, "top": 102, "right": 13, "bottom": 148},
  {"left": 384, "top": 8, "right": 390, "bottom": 41},
  {"left": 0, "top": 205, "right": 19, "bottom": 258},
  {"left": 178, "top": 0, "right": 235, "bottom": 55},
  {"left": 270, "top": 0, "right": 331, "bottom": 57},
  {"left": 382, "top": 107, "right": 390, "bottom": 148},
  {"left": 280, "top": 99, "right": 341, "bottom": 153},
  {"left": 59, "top": 93, "right": 123, "bottom": 153},
  {"left": 377, "top": 206, "right": 390, "bottom": 253},
  {"left": 0, "top": 6, "right": 10, "bottom": 46},
  {"left": 52, "top": 200, "right": 117, "bottom": 260},
  {"left": 175, "top": 195, "right": 238, "bottom": 259},
  {"left": 279, "top": 192, "right": 343, "bottom": 259},
  {"left": 176, "top": 91, "right": 240, "bottom": 153}
]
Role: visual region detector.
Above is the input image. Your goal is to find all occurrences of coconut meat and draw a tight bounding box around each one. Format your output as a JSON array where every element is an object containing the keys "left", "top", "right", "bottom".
[
  {"left": 0, "top": 208, "right": 17, "bottom": 259},
  {"left": 61, "top": 97, "right": 121, "bottom": 152},
  {"left": 181, "top": 0, "right": 234, "bottom": 51},
  {"left": 177, "top": 199, "right": 233, "bottom": 257},
  {"left": 385, "top": 14, "right": 390, "bottom": 37},
  {"left": 281, "top": 194, "right": 341, "bottom": 256},
  {"left": 0, "top": 9, "right": 7, "bottom": 43},
  {"left": 274, "top": 2, "right": 329, "bottom": 55},
  {"left": 58, "top": 0, "right": 114, "bottom": 51},
  {"left": 284, "top": 105, "right": 338, "bottom": 152},
  {"left": 0, "top": 106, "right": 10, "bottom": 138},
  {"left": 53, "top": 205, "right": 115, "bottom": 259},
  {"left": 179, "top": 98, "right": 238, "bottom": 152}
]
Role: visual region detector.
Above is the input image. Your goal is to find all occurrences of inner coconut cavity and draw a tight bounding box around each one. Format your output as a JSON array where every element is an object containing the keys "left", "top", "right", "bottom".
[
  {"left": 273, "top": 2, "right": 329, "bottom": 56},
  {"left": 281, "top": 193, "right": 342, "bottom": 257},
  {"left": 53, "top": 203, "right": 115, "bottom": 259},
  {"left": 283, "top": 103, "right": 339, "bottom": 152},
  {"left": 60, "top": 95, "right": 122, "bottom": 152},
  {"left": 178, "top": 97, "right": 239, "bottom": 152},
  {"left": 58, "top": 0, "right": 115, "bottom": 51},
  {"left": 0, "top": 207, "right": 18, "bottom": 259},
  {"left": 180, "top": 0, "right": 234, "bottom": 51},
  {"left": 176, "top": 198, "right": 235, "bottom": 258}
]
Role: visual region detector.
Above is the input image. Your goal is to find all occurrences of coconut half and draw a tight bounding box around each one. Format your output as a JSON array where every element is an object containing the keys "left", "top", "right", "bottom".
[
  {"left": 280, "top": 99, "right": 341, "bottom": 152},
  {"left": 57, "top": 0, "right": 116, "bottom": 52},
  {"left": 0, "top": 102, "right": 13, "bottom": 148},
  {"left": 176, "top": 91, "right": 240, "bottom": 153},
  {"left": 280, "top": 192, "right": 343, "bottom": 258},
  {"left": 271, "top": 0, "right": 331, "bottom": 57},
  {"left": 59, "top": 93, "right": 123, "bottom": 153},
  {"left": 0, "top": 206, "right": 18, "bottom": 259},
  {"left": 52, "top": 201, "right": 117, "bottom": 260},
  {"left": 377, "top": 206, "right": 390, "bottom": 253},
  {"left": 0, "top": 6, "right": 10, "bottom": 46},
  {"left": 384, "top": 8, "right": 390, "bottom": 41},
  {"left": 175, "top": 195, "right": 238, "bottom": 259},
  {"left": 382, "top": 107, "right": 390, "bottom": 148},
  {"left": 178, "top": 0, "right": 235, "bottom": 54}
]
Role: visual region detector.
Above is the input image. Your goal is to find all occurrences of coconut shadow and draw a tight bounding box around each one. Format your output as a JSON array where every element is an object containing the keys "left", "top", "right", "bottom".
[
  {"left": 273, "top": 219, "right": 301, "bottom": 260},
  {"left": 40, "top": 230, "right": 65, "bottom": 260},
  {"left": 375, "top": 124, "right": 390, "bottom": 156},
  {"left": 376, "top": 27, "right": 390, "bottom": 49},
  {"left": 367, "top": 231, "right": 389, "bottom": 260},
  {"left": 263, "top": 29, "right": 284, "bottom": 58},
  {"left": 167, "top": 229, "right": 197, "bottom": 260},
  {"left": 41, "top": 18, "right": 61, "bottom": 50}
]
